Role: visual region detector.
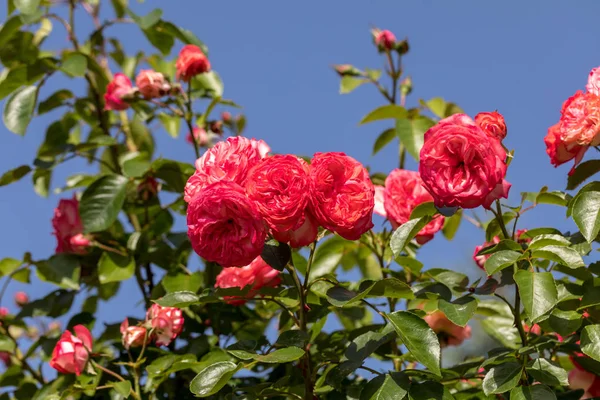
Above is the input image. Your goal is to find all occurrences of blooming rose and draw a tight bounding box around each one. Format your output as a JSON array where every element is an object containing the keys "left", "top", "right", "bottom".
[
  {"left": 545, "top": 122, "right": 587, "bottom": 169},
  {"left": 570, "top": 363, "right": 600, "bottom": 399},
  {"left": 373, "top": 29, "right": 396, "bottom": 51},
  {"left": 187, "top": 181, "right": 267, "bottom": 267},
  {"left": 557, "top": 91, "right": 600, "bottom": 149},
  {"left": 52, "top": 196, "right": 91, "bottom": 254},
  {"left": 474, "top": 111, "right": 507, "bottom": 141},
  {"left": 215, "top": 256, "right": 282, "bottom": 306},
  {"left": 473, "top": 229, "right": 530, "bottom": 270},
  {"left": 423, "top": 311, "right": 471, "bottom": 347},
  {"left": 135, "top": 69, "right": 170, "bottom": 99},
  {"left": 309, "top": 152, "right": 374, "bottom": 240},
  {"left": 373, "top": 186, "right": 386, "bottom": 217},
  {"left": 14, "top": 291, "right": 28, "bottom": 306},
  {"left": 246, "top": 155, "right": 311, "bottom": 234},
  {"left": 104, "top": 73, "right": 133, "bottom": 111},
  {"left": 184, "top": 137, "right": 270, "bottom": 203},
  {"left": 587, "top": 66, "right": 600, "bottom": 96},
  {"left": 50, "top": 325, "right": 93, "bottom": 375},
  {"left": 383, "top": 169, "right": 445, "bottom": 244},
  {"left": 419, "top": 114, "right": 510, "bottom": 209},
  {"left": 185, "top": 127, "right": 209, "bottom": 147},
  {"left": 176, "top": 45, "right": 211, "bottom": 81},
  {"left": 120, "top": 319, "right": 149, "bottom": 350},
  {"left": 145, "top": 304, "right": 184, "bottom": 347}
]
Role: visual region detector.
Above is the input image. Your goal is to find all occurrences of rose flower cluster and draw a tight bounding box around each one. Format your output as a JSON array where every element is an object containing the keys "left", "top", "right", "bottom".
[
  {"left": 545, "top": 66, "right": 600, "bottom": 173},
  {"left": 185, "top": 137, "right": 375, "bottom": 268}
]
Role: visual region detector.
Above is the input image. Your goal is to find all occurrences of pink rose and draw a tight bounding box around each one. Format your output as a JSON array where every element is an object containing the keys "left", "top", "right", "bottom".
[
  {"left": 14, "top": 291, "right": 28, "bottom": 307},
  {"left": 52, "top": 196, "right": 91, "bottom": 254},
  {"left": 186, "top": 127, "right": 209, "bottom": 147},
  {"left": 135, "top": 69, "right": 170, "bottom": 99},
  {"left": 104, "top": 73, "right": 133, "bottom": 111},
  {"left": 176, "top": 45, "right": 211, "bottom": 81},
  {"left": 373, "top": 186, "right": 386, "bottom": 217},
  {"left": 120, "top": 319, "right": 149, "bottom": 350},
  {"left": 586, "top": 66, "right": 600, "bottom": 96},
  {"left": 184, "top": 137, "right": 270, "bottom": 203},
  {"left": 246, "top": 155, "right": 311, "bottom": 234},
  {"left": 419, "top": 114, "right": 510, "bottom": 209},
  {"left": 215, "top": 256, "right": 282, "bottom": 305},
  {"left": 556, "top": 91, "right": 600, "bottom": 151},
  {"left": 545, "top": 122, "right": 587, "bottom": 170},
  {"left": 309, "top": 152, "right": 375, "bottom": 240},
  {"left": 187, "top": 181, "right": 267, "bottom": 267},
  {"left": 373, "top": 29, "right": 396, "bottom": 51},
  {"left": 523, "top": 323, "right": 541, "bottom": 336},
  {"left": 145, "top": 304, "right": 184, "bottom": 347},
  {"left": 49, "top": 325, "right": 93, "bottom": 375},
  {"left": 383, "top": 169, "right": 445, "bottom": 244},
  {"left": 570, "top": 363, "right": 600, "bottom": 399},
  {"left": 423, "top": 311, "right": 471, "bottom": 347},
  {"left": 474, "top": 111, "right": 507, "bottom": 140}
]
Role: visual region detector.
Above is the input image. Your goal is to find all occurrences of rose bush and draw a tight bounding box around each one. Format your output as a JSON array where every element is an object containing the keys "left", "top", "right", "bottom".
[{"left": 0, "top": 3, "right": 598, "bottom": 400}]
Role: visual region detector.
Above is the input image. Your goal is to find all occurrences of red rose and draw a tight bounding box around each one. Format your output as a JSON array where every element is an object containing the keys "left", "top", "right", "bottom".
[
  {"left": 120, "top": 319, "right": 149, "bottom": 350},
  {"left": 373, "top": 29, "right": 396, "bottom": 51},
  {"left": 145, "top": 304, "right": 184, "bottom": 347},
  {"left": 50, "top": 325, "right": 93, "bottom": 375},
  {"left": 558, "top": 90, "right": 600, "bottom": 148},
  {"left": 185, "top": 127, "right": 209, "bottom": 147},
  {"left": 545, "top": 122, "right": 587, "bottom": 169},
  {"left": 215, "top": 256, "right": 281, "bottom": 305},
  {"left": 52, "top": 196, "right": 91, "bottom": 254},
  {"left": 587, "top": 66, "right": 600, "bottom": 96},
  {"left": 309, "top": 152, "right": 374, "bottom": 240},
  {"left": 423, "top": 311, "right": 471, "bottom": 347},
  {"left": 176, "top": 45, "right": 211, "bottom": 81},
  {"left": 104, "top": 73, "right": 133, "bottom": 111},
  {"left": 135, "top": 69, "right": 170, "bottom": 99},
  {"left": 383, "top": 169, "right": 444, "bottom": 244},
  {"left": 419, "top": 114, "right": 510, "bottom": 209},
  {"left": 474, "top": 111, "right": 507, "bottom": 140},
  {"left": 246, "top": 155, "right": 311, "bottom": 234},
  {"left": 184, "top": 137, "right": 270, "bottom": 203},
  {"left": 14, "top": 291, "right": 28, "bottom": 307},
  {"left": 187, "top": 181, "right": 267, "bottom": 267}
]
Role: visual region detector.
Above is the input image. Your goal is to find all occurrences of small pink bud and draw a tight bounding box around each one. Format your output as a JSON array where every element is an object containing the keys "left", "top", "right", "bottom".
[
  {"left": 69, "top": 233, "right": 91, "bottom": 249},
  {"left": 14, "top": 291, "right": 28, "bottom": 307},
  {"left": 373, "top": 29, "right": 396, "bottom": 51},
  {"left": 0, "top": 307, "right": 8, "bottom": 318},
  {"left": 104, "top": 73, "right": 133, "bottom": 111},
  {"left": 221, "top": 111, "right": 232, "bottom": 123},
  {"left": 186, "top": 127, "right": 209, "bottom": 147},
  {"left": 135, "top": 69, "right": 171, "bottom": 99},
  {"left": 120, "top": 319, "right": 150, "bottom": 350}
]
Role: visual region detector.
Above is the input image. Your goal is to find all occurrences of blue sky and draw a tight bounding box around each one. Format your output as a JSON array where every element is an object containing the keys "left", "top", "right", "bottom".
[{"left": 1, "top": 0, "right": 599, "bottom": 372}]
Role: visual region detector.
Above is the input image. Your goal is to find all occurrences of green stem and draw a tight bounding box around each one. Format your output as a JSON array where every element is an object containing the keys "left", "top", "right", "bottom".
[{"left": 92, "top": 361, "right": 140, "bottom": 400}]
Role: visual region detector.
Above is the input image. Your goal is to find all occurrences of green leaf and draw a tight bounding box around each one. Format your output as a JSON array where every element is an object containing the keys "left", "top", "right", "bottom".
[
  {"left": 409, "top": 202, "right": 437, "bottom": 220},
  {"left": 372, "top": 128, "right": 396, "bottom": 155},
  {"left": 162, "top": 272, "right": 202, "bottom": 293},
  {"left": 390, "top": 216, "right": 431, "bottom": 257},
  {"left": 130, "top": 8, "right": 162, "bottom": 30},
  {"left": 482, "top": 362, "right": 522, "bottom": 395},
  {"left": 395, "top": 116, "right": 435, "bottom": 161},
  {"left": 3, "top": 85, "right": 37, "bottom": 135},
  {"left": 0, "top": 258, "right": 21, "bottom": 276},
  {"left": 154, "top": 291, "right": 199, "bottom": 308},
  {"left": 549, "top": 309, "right": 582, "bottom": 336},
  {"left": 32, "top": 168, "right": 51, "bottom": 197},
  {"left": 35, "top": 254, "right": 80, "bottom": 290},
  {"left": 360, "top": 105, "right": 407, "bottom": 124},
  {"left": 111, "top": 0, "right": 127, "bottom": 18},
  {"left": 438, "top": 296, "right": 477, "bottom": 327},
  {"left": 484, "top": 250, "right": 522, "bottom": 275},
  {"left": 441, "top": 209, "right": 462, "bottom": 240},
  {"left": 260, "top": 240, "right": 291, "bottom": 271},
  {"left": 426, "top": 97, "right": 446, "bottom": 119},
  {"left": 510, "top": 385, "right": 557, "bottom": 400},
  {"left": 275, "top": 330, "right": 309, "bottom": 348},
  {"left": 530, "top": 245, "right": 585, "bottom": 268},
  {"left": 528, "top": 234, "right": 571, "bottom": 249},
  {"left": 340, "top": 76, "right": 367, "bottom": 94},
  {"left": 364, "top": 278, "right": 414, "bottom": 299},
  {"left": 60, "top": 53, "right": 87, "bottom": 77},
  {"left": 158, "top": 22, "right": 208, "bottom": 54},
  {"left": 571, "top": 190, "right": 600, "bottom": 242},
  {"left": 0, "top": 335, "right": 15, "bottom": 352},
  {"left": 13, "top": 0, "right": 40, "bottom": 15},
  {"left": 408, "top": 381, "right": 454, "bottom": 400},
  {"left": 526, "top": 358, "right": 568, "bottom": 386},
  {"left": 112, "top": 381, "right": 131, "bottom": 397},
  {"left": 581, "top": 324, "right": 600, "bottom": 362},
  {"left": 12, "top": 268, "right": 30, "bottom": 283},
  {"left": 387, "top": 311, "right": 441, "bottom": 376},
  {"left": 38, "top": 90, "right": 74, "bottom": 115},
  {"left": 158, "top": 114, "right": 181, "bottom": 138},
  {"left": 193, "top": 70, "right": 223, "bottom": 98},
  {"left": 360, "top": 373, "right": 409, "bottom": 400},
  {"left": 0, "top": 16, "right": 23, "bottom": 49},
  {"left": 0, "top": 165, "right": 31, "bottom": 186},
  {"left": 189, "top": 361, "right": 237, "bottom": 397},
  {"left": 120, "top": 152, "right": 150, "bottom": 178},
  {"left": 567, "top": 160, "right": 600, "bottom": 190},
  {"left": 80, "top": 175, "right": 129, "bottom": 233},
  {"left": 254, "top": 347, "right": 305, "bottom": 363},
  {"left": 514, "top": 270, "right": 557, "bottom": 323},
  {"left": 98, "top": 252, "right": 135, "bottom": 284}
]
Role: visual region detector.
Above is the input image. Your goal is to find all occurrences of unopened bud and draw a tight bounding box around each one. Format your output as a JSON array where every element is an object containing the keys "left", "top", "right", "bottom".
[
  {"left": 372, "top": 29, "right": 396, "bottom": 52},
  {"left": 14, "top": 291, "right": 28, "bottom": 307},
  {"left": 400, "top": 76, "right": 413, "bottom": 96},
  {"left": 333, "top": 64, "right": 361, "bottom": 77}
]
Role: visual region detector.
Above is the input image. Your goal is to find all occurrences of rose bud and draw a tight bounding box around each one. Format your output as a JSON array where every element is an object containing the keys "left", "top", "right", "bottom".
[
  {"left": 120, "top": 319, "right": 150, "bottom": 350},
  {"left": 135, "top": 69, "right": 171, "bottom": 99},
  {"left": 221, "top": 111, "right": 232, "bottom": 124},
  {"left": 372, "top": 29, "right": 396, "bottom": 51},
  {"left": 145, "top": 304, "right": 184, "bottom": 346},
  {"left": 49, "top": 325, "right": 93, "bottom": 375},
  {"left": 186, "top": 127, "right": 209, "bottom": 147},
  {"left": 14, "top": 291, "right": 28, "bottom": 307},
  {"left": 333, "top": 64, "right": 361, "bottom": 77},
  {"left": 52, "top": 196, "right": 91, "bottom": 254},
  {"left": 474, "top": 111, "right": 507, "bottom": 141},
  {"left": 176, "top": 45, "right": 211, "bottom": 82},
  {"left": 104, "top": 73, "right": 133, "bottom": 111}
]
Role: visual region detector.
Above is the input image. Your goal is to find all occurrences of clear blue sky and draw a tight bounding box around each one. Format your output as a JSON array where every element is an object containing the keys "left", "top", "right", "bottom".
[{"left": 1, "top": 0, "right": 599, "bottom": 369}]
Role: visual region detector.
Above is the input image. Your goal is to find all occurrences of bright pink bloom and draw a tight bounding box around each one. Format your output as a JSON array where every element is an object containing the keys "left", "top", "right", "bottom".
[
  {"left": 586, "top": 66, "right": 600, "bottom": 96},
  {"left": 146, "top": 304, "right": 184, "bottom": 347},
  {"left": 419, "top": 114, "right": 510, "bottom": 209},
  {"left": 52, "top": 196, "right": 90, "bottom": 254},
  {"left": 184, "top": 137, "right": 270, "bottom": 203},
  {"left": 374, "top": 29, "right": 396, "bottom": 51},
  {"left": 176, "top": 45, "right": 211, "bottom": 81},
  {"left": 558, "top": 91, "right": 600, "bottom": 147},
  {"left": 0, "top": 308, "right": 7, "bottom": 318},
  {"left": 569, "top": 363, "right": 600, "bottom": 399},
  {"left": 545, "top": 122, "right": 587, "bottom": 170},
  {"left": 14, "top": 291, "right": 28, "bottom": 306},
  {"left": 215, "top": 256, "right": 282, "bottom": 306},
  {"left": 423, "top": 311, "right": 471, "bottom": 347},
  {"left": 104, "top": 73, "right": 133, "bottom": 111},
  {"left": 309, "top": 152, "right": 374, "bottom": 240},
  {"left": 49, "top": 325, "right": 93, "bottom": 375},
  {"left": 474, "top": 111, "right": 507, "bottom": 141},
  {"left": 135, "top": 69, "right": 170, "bottom": 99},
  {"left": 120, "top": 319, "right": 149, "bottom": 350},
  {"left": 187, "top": 181, "right": 267, "bottom": 267},
  {"left": 383, "top": 169, "right": 444, "bottom": 244}
]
